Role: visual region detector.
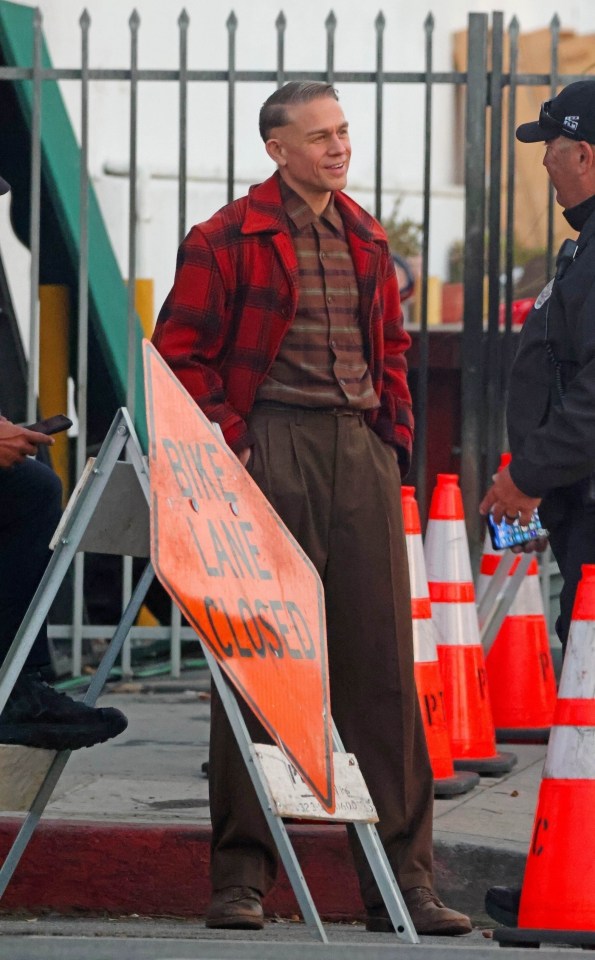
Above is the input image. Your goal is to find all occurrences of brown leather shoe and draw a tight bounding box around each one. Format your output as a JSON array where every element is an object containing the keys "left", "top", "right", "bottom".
[
  {"left": 366, "top": 886, "right": 472, "bottom": 936},
  {"left": 205, "top": 885, "right": 264, "bottom": 930}
]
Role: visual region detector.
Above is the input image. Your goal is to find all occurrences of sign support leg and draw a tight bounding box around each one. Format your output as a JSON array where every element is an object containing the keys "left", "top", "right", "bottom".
[
  {"left": 81, "top": 562, "right": 155, "bottom": 706},
  {"left": 203, "top": 653, "right": 420, "bottom": 943},
  {"left": 332, "top": 724, "right": 419, "bottom": 944},
  {"left": 203, "top": 648, "right": 328, "bottom": 944},
  {"left": 479, "top": 551, "right": 532, "bottom": 653}
]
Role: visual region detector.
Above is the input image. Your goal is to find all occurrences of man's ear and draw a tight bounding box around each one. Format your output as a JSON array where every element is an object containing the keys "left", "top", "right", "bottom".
[
  {"left": 266, "top": 138, "right": 286, "bottom": 167},
  {"left": 577, "top": 140, "right": 595, "bottom": 172}
]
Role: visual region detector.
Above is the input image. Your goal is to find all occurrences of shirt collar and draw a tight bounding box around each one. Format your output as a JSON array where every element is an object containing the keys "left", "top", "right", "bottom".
[{"left": 279, "top": 178, "right": 344, "bottom": 236}]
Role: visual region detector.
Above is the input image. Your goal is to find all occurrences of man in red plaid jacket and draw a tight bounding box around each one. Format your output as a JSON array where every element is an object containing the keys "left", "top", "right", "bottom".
[{"left": 153, "top": 81, "right": 471, "bottom": 937}]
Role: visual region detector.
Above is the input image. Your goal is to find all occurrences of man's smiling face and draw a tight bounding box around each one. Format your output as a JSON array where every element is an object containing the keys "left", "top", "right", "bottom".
[{"left": 266, "top": 95, "right": 351, "bottom": 212}]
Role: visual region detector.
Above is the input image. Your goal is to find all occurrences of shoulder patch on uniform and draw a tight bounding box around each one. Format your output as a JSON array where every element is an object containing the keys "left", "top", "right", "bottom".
[{"left": 534, "top": 278, "right": 554, "bottom": 310}]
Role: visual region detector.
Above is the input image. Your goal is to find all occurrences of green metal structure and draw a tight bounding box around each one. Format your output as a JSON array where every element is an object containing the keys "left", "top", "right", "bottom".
[{"left": 0, "top": 0, "right": 146, "bottom": 447}]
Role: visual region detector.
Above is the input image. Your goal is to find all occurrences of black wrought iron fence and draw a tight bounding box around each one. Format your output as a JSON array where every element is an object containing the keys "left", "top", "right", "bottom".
[{"left": 0, "top": 6, "right": 578, "bottom": 674}]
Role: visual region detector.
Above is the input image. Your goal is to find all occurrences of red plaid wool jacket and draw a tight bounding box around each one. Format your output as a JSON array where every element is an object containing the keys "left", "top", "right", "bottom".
[{"left": 152, "top": 173, "right": 414, "bottom": 472}]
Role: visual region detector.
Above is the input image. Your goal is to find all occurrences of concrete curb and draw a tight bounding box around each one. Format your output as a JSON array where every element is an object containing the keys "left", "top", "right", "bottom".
[
  {"left": 433, "top": 835, "right": 526, "bottom": 922},
  {"left": 0, "top": 819, "right": 525, "bottom": 923}
]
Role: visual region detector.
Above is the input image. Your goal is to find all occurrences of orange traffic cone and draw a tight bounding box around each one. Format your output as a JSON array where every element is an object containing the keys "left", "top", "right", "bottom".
[
  {"left": 402, "top": 486, "right": 479, "bottom": 798},
  {"left": 494, "top": 564, "right": 595, "bottom": 949},
  {"left": 478, "top": 530, "right": 557, "bottom": 743},
  {"left": 424, "top": 474, "right": 516, "bottom": 775}
]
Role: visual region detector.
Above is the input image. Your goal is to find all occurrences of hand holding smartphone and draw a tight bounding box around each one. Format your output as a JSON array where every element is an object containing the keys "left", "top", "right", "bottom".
[
  {"left": 486, "top": 509, "right": 548, "bottom": 551},
  {"left": 24, "top": 414, "right": 72, "bottom": 435}
]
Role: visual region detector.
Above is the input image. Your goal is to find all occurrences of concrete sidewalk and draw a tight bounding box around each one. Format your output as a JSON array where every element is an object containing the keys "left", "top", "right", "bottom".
[{"left": 0, "top": 670, "right": 544, "bottom": 924}]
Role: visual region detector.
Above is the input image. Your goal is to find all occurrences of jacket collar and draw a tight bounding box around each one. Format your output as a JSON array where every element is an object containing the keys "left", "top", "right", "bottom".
[
  {"left": 241, "top": 171, "right": 386, "bottom": 245},
  {"left": 576, "top": 202, "right": 595, "bottom": 253},
  {"left": 563, "top": 193, "right": 595, "bottom": 232}
]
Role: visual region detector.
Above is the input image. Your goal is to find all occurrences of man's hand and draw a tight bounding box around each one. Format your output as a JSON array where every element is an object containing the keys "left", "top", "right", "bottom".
[
  {"left": 237, "top": 446, "right": 252, "bottom": 468},
  {"left": 510, "top": 535, "right": 549, "bottom": 555},
  {"left": 479, "top": 465, "right": 541, "bottom": 527},
  {"left": 0, "top": 420, "right": 54, "bottom": 468}
]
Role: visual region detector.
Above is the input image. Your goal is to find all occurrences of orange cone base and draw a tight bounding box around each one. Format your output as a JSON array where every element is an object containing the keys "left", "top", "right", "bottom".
[
  {"left": 518, "top": 780, "right": 595, "bottom": 932},
  {"left": 493, "top": 929, "right": 595, "bottom": 949},
  {"left": 434, "top": 769, "right": 479, "bottom": 798},
  {"left": 437, "top": 644, "right": 518, "bottom": 774},
  {"left": 486, "top": 616, "right": 557, "bottom": 737}
]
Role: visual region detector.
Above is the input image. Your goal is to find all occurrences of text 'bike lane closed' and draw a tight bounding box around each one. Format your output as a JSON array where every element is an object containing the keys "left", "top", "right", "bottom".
[{"left": 160, "top": 434, "right": 317, "bottom": 663}]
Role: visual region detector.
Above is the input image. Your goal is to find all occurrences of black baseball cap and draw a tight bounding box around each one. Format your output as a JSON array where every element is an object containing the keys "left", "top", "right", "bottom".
[
  {"left": 0, "top": 176, "right": 10, "bottom": 195},
  {"left": 516, "top": 80, "right": 595, "bottom": 144}
]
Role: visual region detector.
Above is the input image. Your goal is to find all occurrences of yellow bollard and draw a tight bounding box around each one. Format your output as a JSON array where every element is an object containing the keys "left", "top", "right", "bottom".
[
  {"left": 136, "top": 605, "right": 160, "bottom": 629},
  {"left": 39, "top": 284, "right": 70, "bottom": 501},
  {"left": 134, "top": 278, "right": 155, "bottom": 338}
]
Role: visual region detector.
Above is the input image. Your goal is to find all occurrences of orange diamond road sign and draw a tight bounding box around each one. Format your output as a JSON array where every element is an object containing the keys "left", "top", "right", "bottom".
[{"left": 143, "top": 342, "right": 335, "bottom": 812}]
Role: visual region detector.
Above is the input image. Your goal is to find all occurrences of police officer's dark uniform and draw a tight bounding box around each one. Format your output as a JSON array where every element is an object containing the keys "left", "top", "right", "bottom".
[{"left": 507, "top": 81, "right": 595, "bottom": 651}]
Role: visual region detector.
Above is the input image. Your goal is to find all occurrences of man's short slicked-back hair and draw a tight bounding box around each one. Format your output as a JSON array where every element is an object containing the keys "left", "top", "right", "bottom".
[{"left": 259, "top": 81, "right": 339, "bottom": 142}]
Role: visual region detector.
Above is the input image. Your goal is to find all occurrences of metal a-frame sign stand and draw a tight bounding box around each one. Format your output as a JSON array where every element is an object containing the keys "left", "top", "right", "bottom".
[
  {"left": 478, "top": 550, "right": 534, "bottom": 652},
  {"left": 0, "top": 407, "right": 418, "bottom": 945}
]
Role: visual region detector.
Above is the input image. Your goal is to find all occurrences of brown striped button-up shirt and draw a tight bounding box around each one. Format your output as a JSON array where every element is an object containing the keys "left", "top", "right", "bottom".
[{"left": 255, "top": 183, "right": 379, "bottom": 410}]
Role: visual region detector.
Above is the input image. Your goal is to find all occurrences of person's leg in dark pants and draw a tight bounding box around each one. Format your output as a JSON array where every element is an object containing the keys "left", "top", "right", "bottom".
[
  {"left": 322, "top": 417, "right": 434, "bottom": 904},
  {"left": 208, "top": 684, "right": 278, "bottom": 897},
  {"left": 0, "top": 457, "right": 62, "bottom": 670},
  {"left": 0, "top": 457, "right": 128, "bottom": 750},
  {"left": 544, "top": 499, "right": 595, "bottom": 652}
]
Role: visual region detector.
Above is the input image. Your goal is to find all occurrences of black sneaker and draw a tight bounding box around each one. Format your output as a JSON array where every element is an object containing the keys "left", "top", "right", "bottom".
[
  {"left": 484, "top": 886, "right": 521, "bottom": 927},
  {"left": 0, "top": 672, "right": 127, "bottom": 751}
]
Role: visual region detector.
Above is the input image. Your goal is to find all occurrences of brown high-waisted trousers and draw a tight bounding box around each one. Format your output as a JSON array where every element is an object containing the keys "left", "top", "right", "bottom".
[{"left": 208, "top": 404, "right": 434, "bottom": 910}]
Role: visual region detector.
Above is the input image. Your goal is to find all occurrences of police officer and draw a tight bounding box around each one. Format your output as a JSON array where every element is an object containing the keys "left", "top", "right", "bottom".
[{"left": 481, "top": 79, "right": 595, "bottom": 927}]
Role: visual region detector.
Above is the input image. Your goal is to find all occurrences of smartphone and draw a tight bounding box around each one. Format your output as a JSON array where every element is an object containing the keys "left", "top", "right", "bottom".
[
  {"left": 486, "top": 509, "right": 548, "bottom": 551},
  {"left": 24, "top": 414, "right": 73, "bottom": 435}
]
